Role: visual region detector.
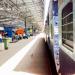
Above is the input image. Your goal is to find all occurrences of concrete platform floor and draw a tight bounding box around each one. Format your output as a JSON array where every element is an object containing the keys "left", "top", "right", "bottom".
[
  {"left": 0, "top": 37, "right": 33, "bottom": 65},
  {"left": 15, "top": 39, "right": 52, "bottom": 75},
  {"left": 0, "top": 36, "right": 52, "bottom": 75}
]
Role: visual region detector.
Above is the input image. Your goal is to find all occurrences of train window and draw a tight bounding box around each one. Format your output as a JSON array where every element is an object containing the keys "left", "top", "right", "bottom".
[{"left": 62, "top": 1, "right": 73, "bottom": 50}]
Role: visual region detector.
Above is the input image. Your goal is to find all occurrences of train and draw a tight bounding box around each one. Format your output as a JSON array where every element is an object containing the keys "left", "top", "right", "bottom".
[{"left": 44, "top": 0, "right": 75, "bottom": 75}]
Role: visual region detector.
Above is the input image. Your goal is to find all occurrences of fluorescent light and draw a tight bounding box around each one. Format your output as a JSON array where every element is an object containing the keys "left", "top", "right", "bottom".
[{"left": 0, "top": 8, "right": 4, "bottom": 10}]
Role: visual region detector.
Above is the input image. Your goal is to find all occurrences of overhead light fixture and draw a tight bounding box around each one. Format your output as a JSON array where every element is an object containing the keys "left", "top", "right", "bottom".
[
  {"left": 6, "top": 8, "right": 11, "bottom": 11},
  {"left": 0, "top": 8, "right": 4, "bottom": 10}
]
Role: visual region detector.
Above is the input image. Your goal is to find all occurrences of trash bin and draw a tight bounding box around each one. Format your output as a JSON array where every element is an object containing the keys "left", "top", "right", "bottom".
[{"left": 3, "top": 38, "right": 8, "bottom": 50}]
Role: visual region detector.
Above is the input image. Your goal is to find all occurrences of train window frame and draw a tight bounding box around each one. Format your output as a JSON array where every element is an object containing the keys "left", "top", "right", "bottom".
[{"left": 62, "top": 1, "right": 73, "bottom": 51}]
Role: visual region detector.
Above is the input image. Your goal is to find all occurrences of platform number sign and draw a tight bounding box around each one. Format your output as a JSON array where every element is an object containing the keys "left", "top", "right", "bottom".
[{"left": 53, "top": 0, "right": 60, "bottom": 74}]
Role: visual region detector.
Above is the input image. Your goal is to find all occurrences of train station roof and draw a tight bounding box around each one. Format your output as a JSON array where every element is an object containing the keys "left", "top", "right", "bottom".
[{"left": 0, "top": 0, "right": 44, "bottom": 30}]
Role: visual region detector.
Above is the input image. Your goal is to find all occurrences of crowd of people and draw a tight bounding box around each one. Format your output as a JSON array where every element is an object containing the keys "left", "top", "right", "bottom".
[{"left": 0, "top": 31, "right": 30, "bottom": 43}]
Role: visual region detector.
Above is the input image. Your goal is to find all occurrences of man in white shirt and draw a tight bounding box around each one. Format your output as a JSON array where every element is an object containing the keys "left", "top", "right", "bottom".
[{"left": 0, "top": 34, "right": 2, "bottom": 42}]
